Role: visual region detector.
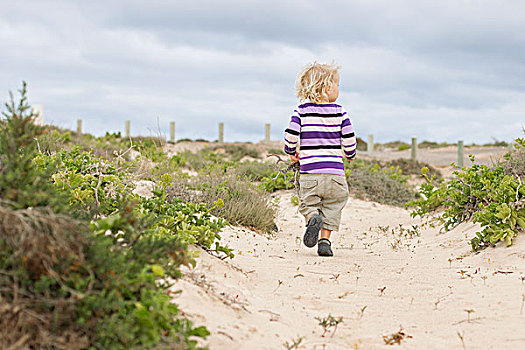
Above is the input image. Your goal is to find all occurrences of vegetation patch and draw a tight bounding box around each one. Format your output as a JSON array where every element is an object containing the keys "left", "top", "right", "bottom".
[
  {"left": 209, "top": 144, "right": 260, "bottom": 161},
  {"left": 384, "top": 158, "right": 442, "bottom": 181},
  {"left": 169, "top": 168, "right": 277, "bottom": 233},
  {"left": 0, "top": 83, "right": 217, "bottom": 349},
  {"left": 345, "top": 159, "right": 419, "bottom": 207},
  {"left": 409, "top": 135, "right": 525, "bottom": 250}
]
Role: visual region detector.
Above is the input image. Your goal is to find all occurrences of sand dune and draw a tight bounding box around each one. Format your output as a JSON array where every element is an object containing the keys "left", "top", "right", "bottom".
[{"left": 171, "top": 190, "right": 525, "bottom": 349}]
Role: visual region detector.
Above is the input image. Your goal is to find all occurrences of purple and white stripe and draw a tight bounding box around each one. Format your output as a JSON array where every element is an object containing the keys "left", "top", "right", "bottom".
[{"left": 284, "top": 103, "right": 357, "bottom": 174}]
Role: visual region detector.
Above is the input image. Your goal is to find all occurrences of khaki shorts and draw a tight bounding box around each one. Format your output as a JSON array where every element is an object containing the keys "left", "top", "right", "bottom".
[{"left": 298, "top": 174, "right": 349, "bottom": 231}]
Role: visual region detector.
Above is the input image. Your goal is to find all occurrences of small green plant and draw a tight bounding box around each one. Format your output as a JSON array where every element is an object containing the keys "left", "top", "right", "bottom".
[
  {"left": 315, "top": 314, "right": 343, "bottom": 337},
  {"left": 291, "top": 194, "right": 299, "bottom": 206},
  {"left": 283, "top": 336, "right": 305, "bottom": 350}
]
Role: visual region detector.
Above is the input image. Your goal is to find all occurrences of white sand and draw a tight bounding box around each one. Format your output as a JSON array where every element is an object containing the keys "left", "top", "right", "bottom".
[{"left": 171, "top": 191, "right": 525, "bottom": 349}]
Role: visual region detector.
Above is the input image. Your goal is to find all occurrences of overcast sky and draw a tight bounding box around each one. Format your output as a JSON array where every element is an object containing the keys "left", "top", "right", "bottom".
[{"left": 1, "top": 1, "right": 524, "bottom": 143}]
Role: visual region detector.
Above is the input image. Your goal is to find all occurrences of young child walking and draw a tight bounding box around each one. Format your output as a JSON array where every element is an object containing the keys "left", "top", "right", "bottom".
[{"left": 284, "top": 62, "right": 357, "bottom": 257}]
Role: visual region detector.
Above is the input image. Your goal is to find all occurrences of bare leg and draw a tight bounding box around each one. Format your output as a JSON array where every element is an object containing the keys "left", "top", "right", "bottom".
[{"left": 320, "top": 228, "right": 332, "bottom": 240}]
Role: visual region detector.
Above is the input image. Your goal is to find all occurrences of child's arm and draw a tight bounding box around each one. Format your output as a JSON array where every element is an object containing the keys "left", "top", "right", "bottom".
[
  {"left": 341, "top": 108, "right": 357, "bottom": 161},
  {"left": 284, "top": 110, "right": 301, "bottom": 162}
]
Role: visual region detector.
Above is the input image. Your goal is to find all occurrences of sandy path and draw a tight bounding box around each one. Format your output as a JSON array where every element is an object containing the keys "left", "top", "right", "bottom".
[{"left": 171, "top": 190, "right": 525, "bottom": 350}]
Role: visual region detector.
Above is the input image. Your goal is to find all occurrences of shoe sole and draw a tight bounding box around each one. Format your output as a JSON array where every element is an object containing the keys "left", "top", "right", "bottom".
[{"left": 303, "top": 214, "right": 323, "bottom": 248}]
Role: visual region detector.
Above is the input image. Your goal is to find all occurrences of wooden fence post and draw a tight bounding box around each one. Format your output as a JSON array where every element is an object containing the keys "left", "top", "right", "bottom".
[
  {"left": 170, "top": 121, "right": 175, "bottom": 143},
  {"left": 32, "top": 104, "right": 44, "bottom": 126},
  {"left": 218, "top": 122, "right": 224, "bottom": 143},
  {"left": 411, "top": 137, "right": 417, "bottom": 160},
  {"left": 125, "top": 120, "right": 130, "bottom": 138},
  {"left": 77, "top": 119, "right": 82, "bottom": 134},
  {"left": 367, "top": 134, "right": 374, "bottom": 155},
  {"left": 458, "top": 140, "right": 464, "bottom": 168},
  {"left": 265, "top": 123, "right": 271, "bottom": 144}
]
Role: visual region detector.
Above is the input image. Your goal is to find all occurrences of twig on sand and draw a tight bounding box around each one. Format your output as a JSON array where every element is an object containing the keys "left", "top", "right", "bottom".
[
  {"left": 259, "top": 309, "right": 280, "bottom": 322},
  {"left": 266, "top": 153, "right": 301, "bottom": 194},
  {"left": 273, "top": 280, "right": 284, "bottom": 292},
  {"left": 383, "top": 327, "right": 412, "bottom": 345},
  {"left": 457, "top": 331, "right": 467, "bottom": 350}
]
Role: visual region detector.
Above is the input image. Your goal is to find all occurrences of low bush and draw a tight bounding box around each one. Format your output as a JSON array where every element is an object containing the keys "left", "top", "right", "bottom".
[
  {"left": 502, "top": 138, "right": 525, "bottom": 179},
  {"left": 267, "top": 147, "right": 285, "bottom": 155},
  {"left": 481, "top": 139, "right": 509, "bottom": 147},
  {"left": 0, "top": 83, "right": 213, "bottom": 349},
  {"left": 385, "top": 158, "right": 442, "bottom": 181},
  {"left": 417, "top": 140, "right": 454, "bottom": 149},
  {"left": 346, "top": 159, "right": 418, "bottom": 207},
  {"left": 235, "top": 161, "right": 274, "bottom": 181},
  {"left": 409, "top": 137, "right": 525, "bottom": 251},
  {"left": 261, "top": 158, "right": 418, "bottom": 207},
  {"left": 210, "top": 144, "right": 260, "bottom": 161},
  {"left": 261, "top": 169, "right": 298, "bottom": 192},
  {"left": 169, "top": 169, "right": 277, "bottom": 233},
  {"left": 381, "top": 140, "right": 408, "bottom": 150},
  {"left": 177, "top": 149, "right": 226, "bottom": 171}
]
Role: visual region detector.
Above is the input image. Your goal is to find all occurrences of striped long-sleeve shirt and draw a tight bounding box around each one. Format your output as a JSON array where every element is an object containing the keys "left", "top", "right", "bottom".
[{"left": 284, "top": 103, "right": 357, "bottom": 176}]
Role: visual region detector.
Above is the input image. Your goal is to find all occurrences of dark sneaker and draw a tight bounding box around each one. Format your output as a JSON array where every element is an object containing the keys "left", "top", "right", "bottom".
[
  {"left": 317, "top": 238, "right": 333, "bottom": 257},
  {"left": 303, "top": 214, "right": 323, "bottom": 248}
]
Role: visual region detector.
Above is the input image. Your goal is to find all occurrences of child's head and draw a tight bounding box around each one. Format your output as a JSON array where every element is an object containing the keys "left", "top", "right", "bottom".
[{"left": 295, "top": 61, "right": 340, "bottom": 104}]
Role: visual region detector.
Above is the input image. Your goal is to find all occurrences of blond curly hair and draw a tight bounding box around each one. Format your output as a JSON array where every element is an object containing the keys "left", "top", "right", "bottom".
[{"left": 295, "top": 61, "right": 340, "bottom": 103}]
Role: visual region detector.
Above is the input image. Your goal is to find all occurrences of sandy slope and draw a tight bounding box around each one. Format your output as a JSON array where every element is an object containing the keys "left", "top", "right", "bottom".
[{"left": 170, "top": 191, "right": 525, "bottom": 349}]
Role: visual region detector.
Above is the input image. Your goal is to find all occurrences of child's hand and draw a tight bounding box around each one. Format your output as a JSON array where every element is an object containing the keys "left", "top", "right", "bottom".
[{"left": 290, "top": 152, "right": 300, "bottom": 163}]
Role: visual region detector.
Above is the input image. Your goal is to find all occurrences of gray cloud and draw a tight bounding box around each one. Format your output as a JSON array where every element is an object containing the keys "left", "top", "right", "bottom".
[{"left": 0, "top": 0, "right": 524, "bottom": 144}]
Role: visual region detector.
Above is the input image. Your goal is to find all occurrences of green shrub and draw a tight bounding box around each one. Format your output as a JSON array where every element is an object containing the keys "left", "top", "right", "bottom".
[
  {"left": 211, "top": 144, "right": 260, "bottom": 161},
  {"left": 409, "top": 145, "right": 525, "bottom": 250},
  {"left": 169, "top": 169, "right": 277, "bottom": 233},
  {"left": 261, "top": 169, "right": 298, "bottom": 192},
  {"left": 346, "top": 161, "right": 418, "bottom": 207},
  {"left": 0, "top": 83, "right": 211, "bottom": 349},
  {"left": 502, "top": 138, "right": 525, "bottom": 179},
  {"left": 482, "top": 139, "right": 509, "bottom": 147},
  {"left": 385, "top": 158, "right": 442, "bottom": 181},
  {"left": 381, "top": 140, "right": 408, "bottom": 149},
  {"left": 397, "top": 144, "right": 410, "bottom": 151},
  {"left": 418, "top": 140, "right": 452, "bottom": 149},
  {"left": 34, "top": 146, "right": 131, "bottom": 216},
  {"left": 235, "top": 161, "right": 274, "bottom": 181},
  {"left": 178, "top": 149, "right": 226, "bottom": 171},
  {"left": 139, "top": 174, "right": 232, "bottom": 257},
  {"left": 267, "top": 147, "right": 285, "bottom": 155}
]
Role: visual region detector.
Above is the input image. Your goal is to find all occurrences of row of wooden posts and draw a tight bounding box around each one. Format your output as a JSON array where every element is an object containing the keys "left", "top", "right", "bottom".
[
  {"left": 33, "top": 105, "right": 466, "bottom": 167},
  {"left": 78, "top": 119, "right": 467, "bottom": 168},
  {"left": 75, "top": 120, "right": 272, "bottom": 145}
]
